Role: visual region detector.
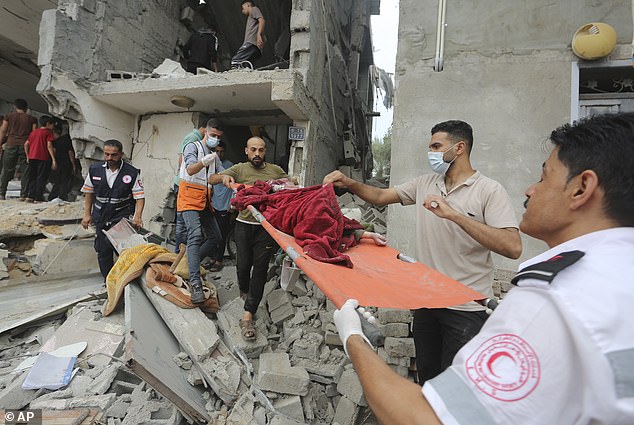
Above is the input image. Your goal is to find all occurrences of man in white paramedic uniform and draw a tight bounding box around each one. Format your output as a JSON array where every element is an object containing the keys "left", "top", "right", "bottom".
[{"left": 333, "top": 112, "right": 634, "bottom": 425}]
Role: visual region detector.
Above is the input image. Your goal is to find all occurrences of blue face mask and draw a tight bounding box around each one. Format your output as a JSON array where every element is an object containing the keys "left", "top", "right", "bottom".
[
  {"left": 206, "top": 136, "right": 220, "bottom": 149},
  {"left": 427, "top": 143, "right": 458, "bottom": 175}
]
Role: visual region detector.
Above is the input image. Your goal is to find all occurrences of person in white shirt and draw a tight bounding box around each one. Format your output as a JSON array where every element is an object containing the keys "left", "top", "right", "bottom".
[{"left": 333, "top": 112, "right": 634, "bottom": 425}]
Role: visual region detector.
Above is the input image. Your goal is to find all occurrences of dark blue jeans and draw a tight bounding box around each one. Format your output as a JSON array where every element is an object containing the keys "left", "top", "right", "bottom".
[
  {"left": 412, "top": 308, "right": 488, "bottom": 384},
  {"left": 235, "top": 221, "right": 277, "bottom": 314},
  {"left": 182, "top": 209, "right": 221, "bottom": 285}
]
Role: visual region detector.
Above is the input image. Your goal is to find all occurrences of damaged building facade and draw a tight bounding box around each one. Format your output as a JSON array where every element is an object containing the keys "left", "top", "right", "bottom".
[
  {"left": 389, "top": 0, "right": 634, "bottom": 269},
  {"left": 2, "top": 0, "right": 380, "bottom": 239}
]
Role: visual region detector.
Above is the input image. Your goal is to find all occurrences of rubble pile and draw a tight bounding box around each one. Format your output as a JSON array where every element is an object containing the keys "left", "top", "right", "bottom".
[
  {"left": 0, "top": 189, "right": 514, "bottom": 424},
  {"left": 0, "top": 199, "right": 97, "bottom": 280}
]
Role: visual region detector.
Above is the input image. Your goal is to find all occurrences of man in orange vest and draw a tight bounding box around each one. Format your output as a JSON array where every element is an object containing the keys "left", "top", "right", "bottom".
[{"left": 177, "top": 119, "right": 224, "bottom": 304}]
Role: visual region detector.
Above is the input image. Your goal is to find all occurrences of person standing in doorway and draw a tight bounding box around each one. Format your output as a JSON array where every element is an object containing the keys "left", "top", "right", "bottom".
[{"left": 0, "top": 99, "right": 37, "bottom": 200}]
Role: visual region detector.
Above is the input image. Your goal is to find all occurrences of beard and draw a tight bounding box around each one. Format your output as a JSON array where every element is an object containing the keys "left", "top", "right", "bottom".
[
  {"left": 107, "top": 159, "right": 122, "bottom": 169},
  {"left": 250, "top": 156, "right": 264, "bottom": 168}
]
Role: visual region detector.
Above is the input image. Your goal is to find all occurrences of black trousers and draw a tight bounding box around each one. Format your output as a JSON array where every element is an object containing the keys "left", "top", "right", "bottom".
[
  {"left": 412, "top": 308, "right": 488, "bottom": 384},
  {"left": 95, "top": 223, "right": 116, "bottom": 279},
  {"left": 213, "top": 210, "right": 231, "bottom": 261},
  {"left": 231, "top": 43, "right": 261, "bottom": 65},
  {"left": 49, "top": 167, "right": 73, "bottom": 201},
  {"left": 26, "top": 159, "right": 51, "bottom": 201},
  {"left": 234, "top": 221, "right": 277, "bottom": 314}
]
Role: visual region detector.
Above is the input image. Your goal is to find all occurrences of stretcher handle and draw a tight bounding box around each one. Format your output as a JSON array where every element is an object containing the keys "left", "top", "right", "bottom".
[
  {"left": 476, "top": 297, "right": 498, "bottom": 311},
  {"left": 357, "top": 310, "right": 385, "bottom": 347}
]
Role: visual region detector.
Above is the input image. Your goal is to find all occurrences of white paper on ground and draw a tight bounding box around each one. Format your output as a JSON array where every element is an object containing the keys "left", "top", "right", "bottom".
[
  {"left": 13, "top": 341, "right": 87, "bottom": 373},
  {"left": 22, "top": 352, "right": 76, "bottom": 390}
]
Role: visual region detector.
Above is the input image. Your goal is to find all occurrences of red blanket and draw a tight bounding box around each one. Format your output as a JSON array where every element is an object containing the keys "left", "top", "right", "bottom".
[{"left": 232, "top": 182, "right": 364, "bottom": 267}]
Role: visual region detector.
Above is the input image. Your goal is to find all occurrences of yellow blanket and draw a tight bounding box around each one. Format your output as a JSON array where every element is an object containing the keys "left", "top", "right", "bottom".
[{"left": 102, "top": 243, "right": 174, "bottom": 316}]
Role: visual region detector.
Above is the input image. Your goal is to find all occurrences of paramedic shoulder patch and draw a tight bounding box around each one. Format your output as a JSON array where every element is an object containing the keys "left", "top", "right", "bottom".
[
  {"left": 511, "top": 250, "right": 585, "bottom": 285},
  {"left": 466, "top": 333, "right": 540, "bottom": 401}
]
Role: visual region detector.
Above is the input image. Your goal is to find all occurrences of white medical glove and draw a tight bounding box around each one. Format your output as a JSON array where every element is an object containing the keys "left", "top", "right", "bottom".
[
  {"left": 333, "top": 299, "right": 373, "bottom": 357},
  {"left": 201, "top": 153, "right": 216, "bottom": 166}
]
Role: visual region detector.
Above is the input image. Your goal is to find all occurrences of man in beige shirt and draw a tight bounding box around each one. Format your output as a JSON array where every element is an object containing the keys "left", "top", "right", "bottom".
[{"left": 323, "top": 120, "right": 521, "bottom": 384}]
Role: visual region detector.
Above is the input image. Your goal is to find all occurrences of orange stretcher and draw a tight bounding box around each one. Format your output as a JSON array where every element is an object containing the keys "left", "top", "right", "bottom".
[{"left": 247, "top": 205, "right": 486, "bottom": 310}]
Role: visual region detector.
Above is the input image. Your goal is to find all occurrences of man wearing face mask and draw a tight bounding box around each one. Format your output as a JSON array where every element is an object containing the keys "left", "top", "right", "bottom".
[
  {"left": 177, "top": 119, "right": 224, "bottom": 304},
  {"left": 323, "top": 120, "right": 521, "bottom": 384}
]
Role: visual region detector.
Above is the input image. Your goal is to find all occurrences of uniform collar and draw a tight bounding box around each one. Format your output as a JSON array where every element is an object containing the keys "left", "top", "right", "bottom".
[{"left": 519, "top": 227, "right": 634, "bottom": 270}]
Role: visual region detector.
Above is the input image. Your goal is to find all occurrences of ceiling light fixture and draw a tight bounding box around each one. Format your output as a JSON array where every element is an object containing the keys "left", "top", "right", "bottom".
[{"left": 170, "top": 95, "right": 195, "bottom": 109}]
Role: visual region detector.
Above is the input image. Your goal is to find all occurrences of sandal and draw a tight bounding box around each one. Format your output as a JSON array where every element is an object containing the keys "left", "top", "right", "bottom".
[{"left": 239, "top": 319, "right": 256, "bottom": 341}]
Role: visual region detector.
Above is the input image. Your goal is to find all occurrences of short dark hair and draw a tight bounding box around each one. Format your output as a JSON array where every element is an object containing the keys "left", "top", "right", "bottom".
[
  {"left": 241, "top": 0, "right": 253, "bottom": 5},
  {"left": 217, "top": 140, "right": 226, "bottom": 148},
  {"left": 550, "top": 112, "right": 634, "bottom": 227},
  {"left": 39, "top": 116, "right": 53, "bottom": 127},
  {"left": 206, "top": 118, "right": 223, "bottom": 131},
  {"left": 104, "top": 139, "right": 123, "bottom": 152},
  {"left": 14, "top": 99, "right": 28, "bottom": 111},
  {"left": 431, "top": 120, "right": 474, "bottom": 154}
]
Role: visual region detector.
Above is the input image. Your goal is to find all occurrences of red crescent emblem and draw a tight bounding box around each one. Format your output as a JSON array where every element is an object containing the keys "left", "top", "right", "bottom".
[{"left": 465, "top": 334, "right": 540, "bottom": 401}]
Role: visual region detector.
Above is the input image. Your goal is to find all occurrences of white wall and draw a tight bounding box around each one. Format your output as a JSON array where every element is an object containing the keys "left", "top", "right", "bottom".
[
  {"left": 130, "top": 112, "right": 199, "bottom": 222},
  {"left": 390, "top": 0, "right": 633, "bottom": 270}
]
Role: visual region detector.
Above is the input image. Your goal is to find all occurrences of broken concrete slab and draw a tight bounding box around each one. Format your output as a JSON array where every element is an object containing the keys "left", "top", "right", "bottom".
[
  {"left": 39, "top": 301, "right": 124, "bottom": 369},
  {"left": 376, "top": 308, "right": 412, "bottom": 325},
  {"left": 333, "top": 395, "right": 359, "bottom": 425},
  {"left": 216, "top": 297, "right": 268, "bottom": 359},
  {"left": 40, "top": 223, "right": 95, "bottom": 240},
  {"left": 290, "top": 332, "right": 324, "bottom": 360},
  {"left": 384, "top": 337, "right": 416, "bottom": 358},
  {"left": 30, "top": 393, "right": 116, "bottom": 411},
  {"left": 336, "top": 369, "right": 367, "bottom": 407},
  {"left": 138, "top": 273, "right": 248, "bottom": 405},
  {"left": 0, "top": 372, "right": 37, "bottom": 410},
  {"left": 257, "top": 352, "right": 309, "bottom": 396},
  {"left": 123, "top": 282, "right": 210, "bottom": 424},
  {"left": 0, "top": 272, "right": 104, "bottom": 335},
  {"left": 139, "top": 274, "right": 220, "bottom": 362},
  {"left": 215, "top": 265, "right": 240, "bottom": 307},
  {"left": 272, "top": 395, "right": 305, "bottom": 423},
  {"left": 225, "top": 390, "right": 256, "bottom": 424},
  {"left": 121, "top": 396, "right": 183, "bottom": 425}
]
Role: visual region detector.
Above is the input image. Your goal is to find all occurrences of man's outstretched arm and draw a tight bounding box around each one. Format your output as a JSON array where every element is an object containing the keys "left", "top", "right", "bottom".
[
  {"left": 347, "top": 336, "right": 442, "bottom": 425},
  {"left": 335, "top": 299, "right": 442, "bottom": 425},
  {"left": 323, "top": 170, "right": 401, "bottom": 206}
]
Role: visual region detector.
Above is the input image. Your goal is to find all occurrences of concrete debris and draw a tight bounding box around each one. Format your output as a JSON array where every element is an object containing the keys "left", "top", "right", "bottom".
[{"left": 0, "top": 189, "right": 518, "bottom": 425}]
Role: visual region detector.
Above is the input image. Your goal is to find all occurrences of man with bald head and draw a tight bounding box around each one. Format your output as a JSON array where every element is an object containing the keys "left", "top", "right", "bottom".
[{"left": 209, "top": 136, "right": 287, "bottom": 340}]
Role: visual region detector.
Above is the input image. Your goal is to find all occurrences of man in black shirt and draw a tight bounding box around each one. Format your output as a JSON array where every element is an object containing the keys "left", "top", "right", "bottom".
[
  {"left": 183, "top": 28, "right": 220, "bottom": 74},
  {"left": 49, "top": 127, "right": 77, "bottom": 201}
]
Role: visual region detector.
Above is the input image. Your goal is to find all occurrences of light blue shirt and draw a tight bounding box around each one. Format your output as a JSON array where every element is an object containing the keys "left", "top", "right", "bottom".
[{"left": 212, "top": 159, "right": 234, "bottom": 211}]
